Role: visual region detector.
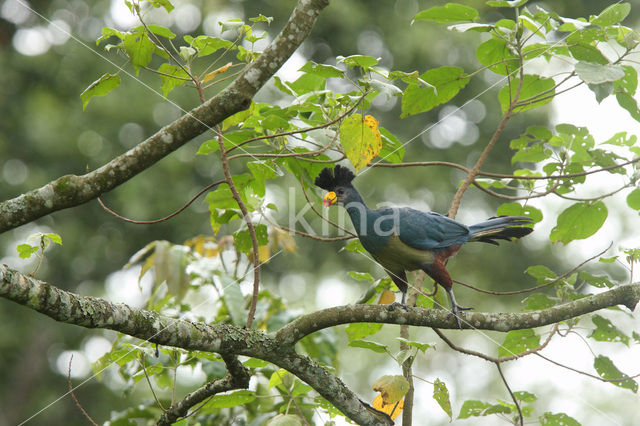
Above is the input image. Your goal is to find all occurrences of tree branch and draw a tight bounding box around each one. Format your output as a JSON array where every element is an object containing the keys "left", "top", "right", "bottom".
[
  {"left": 0, "top": 0, "right": 330, "bottom": 234},
  {"left": 0, "top": 264, "right": 389, "bottom": 425},
  {"left": 2, "top": 265, "right": 638, "bottom": 424},
  {"left": 157, "top": 355, "right": 250, "bottom": 425}
]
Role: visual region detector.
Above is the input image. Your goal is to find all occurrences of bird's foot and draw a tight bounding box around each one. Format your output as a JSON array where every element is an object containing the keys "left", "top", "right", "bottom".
[
  {"left": 389, "top": 302, "right": 409, "bottom": 311},
  {"left": 448, "top": 303, "right": 473, "bottom": 329}
]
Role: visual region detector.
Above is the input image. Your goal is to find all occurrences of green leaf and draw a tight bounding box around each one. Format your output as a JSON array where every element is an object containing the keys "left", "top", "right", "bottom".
[
  {"left": 613, "top": 65, "right": 638, "bottom": 95},
  {"left": 413, "top": 4, "right": 478, "bottom": 24},
  {"left": 132, "top": 24, "right": 176, "bottom": 39},
  {"left": 616, "top": 92, "right": 640, "bottom": 122},
  {"left": 16, "top": 244, "right": 39, "bottom": 259},
  {"left": 476, "top": 37, "right": 519, "bottom": 76},
  {"left": 249, "top": 14, "right": 273, "bottom": 24},
  {"left": 197, "top": 139, "right": 221, "bottom": 155},
  {"left": 539, "top": 412, "right": 581, "bottom": 426},
  {"left": 523, "top": 293, "right": 557, "bottom": 311},
  {"left": 288, "top": 73, "right": 325, "bottom": 96},
  {"left": 569, "top": 44, "right": 608, "bottom": 65},
  {"left": 336, "top": 55, "right": 379, "bottom": 70},
  {"left": 401, "top": 66, "right": 469, "bottom": 117},
  {"left": 348, "top": 339, "right": 387, "bottom": 353},
  {"left": 447, "top": 23, "right": 493, "bottom": 33},
  {"left": 348, "top": 271, "right": 374, "bottom": 282},
  {"left": 44, "top": 233, "right": 63, "bottom": 245},
  {"left": 378, "top": 127, "right": 405, "bottom": 163},
  {"left": 587, "top": 82, "right": 613, "bottom": 103},
  {"left": 123, "top": 31, "right": 156, "bottom": 72},
  {"left": 526, "top": 265, "right": 556, "bottom": 285},
  {"left": 550, "top": 201, "right": 608, "bottom": 244},
  {"left": 203, "top": 390, "right": 256, "bottom": 409},
  {"left": 514, "top": 391, "right": 537, "bottom": 403},
  {"left": 498, "top": 329, "right": 540, "bottom": 357},
  {"left": 498, "top": 74, "right": 555, "bottom": 114},
  {"left": 299, "top": 61, "right": 344, "bottom": 78},
  {"left": 157, "top": 63, "right": 189, "bottom": 97},
  {"left": 575, "top": 62, "right": 625, "bottom": 85},
  {"left": 497, "top": 203, "right": 543, "bottom": 223},
  {"left": 183, "top": 35, "right": 234, "bottom": 57},
  {"left": 150, "top": 0, "right": 174, "bottom": 13},
  {"left": 343, "top": 239, "right": 366, "bottom": 253},
  {"left": 627, "top": 188, "right": 640, "bottom": 210},
  {"left": 80, "top": 73, "right": 121, "bottom": 110},
  {"left": 487, "top": 0, "right": 529, "bottom": 7},
  {"left": 243, "top": 357, "right": 270, "bottom": 368},
  {"left": 589, "top": 315, "right": 630, "bottom": 345},
  {"left": 234, "top": 224, "right": 269, "bottom": 254},
  {"left": 593, "top": 355, "right": 638, "bottom": 392},
  {"left": 340, "top": 114, "right": 382, "bottom": 171},
  {"left": 396, "top": 338, "right": 433, "bottom": 353},
  {"left": 268, "top": 369, "right": 293, "bottom": 390},
  {"left": 579, "top": 271, "right": 613, "bottom": 288},
  {"left": 96, "top": 27, "right": 125, "bottom": 45},
  {"left": 433, "top": 379, "right": 452, "bottom": 420},
  {"left": 346, "top": 322, "right": 383, "bottom": 341},
  {"left": 458, "top": 400, "right": 491, "bottom": 418},
  {"left": 590, "top": 3, "right": 631, "bottom": 27}
]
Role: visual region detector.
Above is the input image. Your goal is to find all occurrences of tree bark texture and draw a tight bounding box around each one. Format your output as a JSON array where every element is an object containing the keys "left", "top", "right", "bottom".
[
  {"left": 1, "top": 264, "right": 638, "bottom": 425},
  {"left": 0, "top": 0, "right": 330, "bottom": 234}
]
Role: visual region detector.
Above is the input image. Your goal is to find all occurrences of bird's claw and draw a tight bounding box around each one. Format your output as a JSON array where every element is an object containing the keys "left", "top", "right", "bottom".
[
  {"left": 448, "top": 303, "right": 473, "bottom": 329},
  {"left": 389, "top": 302, "right": 409, "bottom": 311}
]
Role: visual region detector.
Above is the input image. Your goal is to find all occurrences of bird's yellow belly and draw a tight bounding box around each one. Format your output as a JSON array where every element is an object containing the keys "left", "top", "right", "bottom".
[{"left": 371, "top": 234, "right": 434, "bottom": 272}]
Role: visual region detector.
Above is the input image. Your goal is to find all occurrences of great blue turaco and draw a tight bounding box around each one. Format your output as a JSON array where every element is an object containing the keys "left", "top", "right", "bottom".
[{"left": 315, "top": 165, "right": 533, "bottom": 328}]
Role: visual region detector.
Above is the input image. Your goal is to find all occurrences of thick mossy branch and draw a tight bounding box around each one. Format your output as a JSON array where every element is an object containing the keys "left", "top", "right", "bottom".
[
  {"left": 0, "top": 264, "right": 389, "bottom": 425},
  {"left": 2, "top": 264, "right": 637, "bottom": 425},
  {"left": 0, "top": 0, "right": 329, "bottom": 234},
  {"left": 157, "top": 355, "right": 250, "bottom": 426},
  {"left": 275, "top": 285, "right": 640, "bottom": 343}
]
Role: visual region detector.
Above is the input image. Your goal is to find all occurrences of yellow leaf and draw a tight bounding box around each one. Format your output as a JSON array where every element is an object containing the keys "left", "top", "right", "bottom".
[
  {"left": 339, "top": 114, "right": 382, "bottom": 171},
  {"left": 378, "top": 290, "right": 396, "bottom": 305},
  {"left": 258, "top": 245, "right": 270, "bottom": 262},
  {"left": 184, "top": 235, "right": 219, "bottom": 257},
  {"left": 203, "top": 62, "right": 232, "bottom": 83},
  {"left": 372, "top": 375, "right": 410, "bottom": 405},
  {"left": 372, "top": 394, "right": 404, "bottom": 420},
  {"left": 271, "top": 229, "right": 297, "bottom": 254},
  {"left": 249, "top": 245, "right": 271, "bottom": 263}
]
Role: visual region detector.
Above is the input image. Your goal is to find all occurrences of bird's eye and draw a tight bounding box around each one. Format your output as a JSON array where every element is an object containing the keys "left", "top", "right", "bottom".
[{"left": 337, "top": 188, "right": 344, "bottom": 195}]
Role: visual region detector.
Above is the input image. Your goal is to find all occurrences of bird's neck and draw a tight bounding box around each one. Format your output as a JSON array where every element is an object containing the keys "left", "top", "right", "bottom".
[{"left": 344, "top": 191, "right": 370, "bottom": 235}]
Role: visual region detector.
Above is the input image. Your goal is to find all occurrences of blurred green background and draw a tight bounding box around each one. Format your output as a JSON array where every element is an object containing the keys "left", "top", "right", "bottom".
[{"left": 1, "top": 1, "right": 637, "bottom": 425}]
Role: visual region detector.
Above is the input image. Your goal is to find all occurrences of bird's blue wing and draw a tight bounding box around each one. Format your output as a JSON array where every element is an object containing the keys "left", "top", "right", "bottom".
[{"left": 396, "top": 208, "right": 471, "bottom": 250}]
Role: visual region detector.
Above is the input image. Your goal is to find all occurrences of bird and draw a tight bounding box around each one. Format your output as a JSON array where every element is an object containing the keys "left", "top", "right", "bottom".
[{"left": 314, "top": 164, "right": 533, "bottom": 328}]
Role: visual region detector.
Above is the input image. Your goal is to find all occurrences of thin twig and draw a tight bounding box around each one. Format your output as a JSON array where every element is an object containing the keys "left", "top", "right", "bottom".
[
  {"left": 139, "top": 356, "right": 166, "bottom": 411},
  {"left": 495, "top": 361, "right": 523, "bottom": 426},
  {"left": 67, "top": 355, "right": 99, "bottom": 426},
  {"left": 98, "top": 179, "right": 225, "bottom": 224},
  {"left": 447, "top": 63, "right": 524, "bottom": 218},
  {"left": 227, "top": 126, "right": 339, "bottom": 161},
  {"left": 371, "top": 157, "right": 640, "bottom": 181},
  {"left": 217, "top": 126, "right": 261, "bottom": 328},
  {"left": 453, "top": 243, "right": 612, "bottom": 296},
  {"left": 432, "top": 323, "right": 559, "bottom": 363},
  {"left": 534, "top": 352, "right": 640, "bottom": 383},
  {"left": 261, "top": 213, "right": 353, "bottom": 242},
  {"left": 226, "top": 92, "right": 368, "bottom": 154}
]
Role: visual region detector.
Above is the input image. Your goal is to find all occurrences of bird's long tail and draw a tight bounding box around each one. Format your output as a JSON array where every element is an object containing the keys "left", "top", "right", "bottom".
[{"left": 468, "top": 216, "right": 533, "bottom": 245}]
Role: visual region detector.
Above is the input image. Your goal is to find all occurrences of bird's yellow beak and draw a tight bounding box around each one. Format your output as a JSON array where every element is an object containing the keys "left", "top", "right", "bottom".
[{"left": 323, "top": 191, "right": 337, "bottom": 207}]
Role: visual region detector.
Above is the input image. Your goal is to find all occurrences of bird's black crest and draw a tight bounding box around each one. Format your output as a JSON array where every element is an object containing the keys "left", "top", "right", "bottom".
[{"left": 314, "top": 165, "right": 356, "bottom": 190}]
